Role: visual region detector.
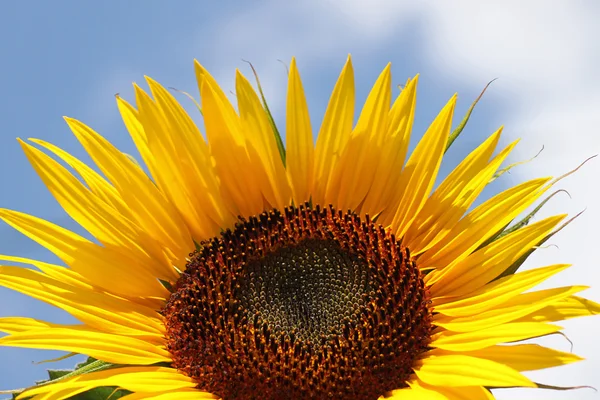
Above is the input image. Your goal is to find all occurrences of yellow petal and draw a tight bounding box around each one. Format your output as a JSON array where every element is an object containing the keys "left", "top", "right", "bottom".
[
  {"left": 0, "top": 327, "right": 171, "bottom": 365},
  {"left": 0, "top": 266, "right": 165, "bottom": 339},
  {"left": 19, "top": 140, "right": 141, "bottom": 250},
  {"left": 286, "top": 57, "right": 314, "bottom": 205},
  {"left": 383, "top": 380, "right": 449, "bottom": 400},
  {"left": 325, "top": 126, "right": 370, "bottom": 210},
  {"left": 0, "top": 209, "right": 169, "bottom": 299},
  {"left": 517, "top": 295, "right": 600, "bottom": 323},
  {"left": 429, "top": 214, "right": 565, "bottom": 296},
  {"left": 197, "top": 67, "right": 264, "bottom": 217},
  {"left": 431, "top": 322, "right": 563, "bottom": 351},
  {"left": 0, "top": 255, "right": 163, "bottom": 311},
  {"left": 146, "top": 77, "right": 236, "bottom": 228},
  {"left": 419, "top": 177, "right": 551, "bottom": 272},
  {"left": 459, "top": 344, "right": 583, "bottom": 371},
  {"left": 362, "top": 76, "right": 418, "bottom": 220},
  {"left": 354, "top": 63, "right": 392, "bottom": 139},
  {"left": 390, "top": 95, "right": 456, "bottom": 239},
  {"left": 327, "top": 63, "right": 392, "bottom": 211},
  {"left": 235, "top": 70, "right": 291, "bottom": 209},
  {"left": 134, "top": 83, "right": 227, "bottom": 240},
  {"left": 313, "top": 55, "right": 355, "bottom": 205},
  {"left": 19, "top": 139, "right": 175, "bottom": 282},
  {"left": 384, "top": 379, "right": 494, "bottom": 400},
  {"left": 30, "top": 138, "right": 130, "bottom": 217},
  {"left": 19, "top": 367, "right": 198, "bottom": 399},
  {"left": 116, "top": 96, "right": 159, "bottom": 184},
  {"left": 435, "top": 264, "right": 570, "bottom": 315},
  {"left": 432, "top": 386, "right": 495, "bottom": 400},
  {"left": 194, "top": 59, "right": 238, "bottom": 117},
  {"left": 63, "top": 117, "right": 195, "bottom": 270},
  {"left": 0, "top": 317, "right": 57, "bottom": 334},
  {"left": 435, "top": 286, "right": 586, "bottom": 332},
  {"left": 415, "top": 355, "right": 535, "bottom": 388},
  {"left": 404, "top": 130, "right": 515, "bottom": 255},
  {"left": 121, "top": 389, "right": 217, "bottom": 400},
  {"left": 0, "top": 254, "right": 93, "bottom": 290}
]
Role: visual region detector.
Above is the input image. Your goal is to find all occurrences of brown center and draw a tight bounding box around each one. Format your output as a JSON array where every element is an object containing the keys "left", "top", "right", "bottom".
[{"left": 163, "top": 204, "right": 433, "bottom": 400}]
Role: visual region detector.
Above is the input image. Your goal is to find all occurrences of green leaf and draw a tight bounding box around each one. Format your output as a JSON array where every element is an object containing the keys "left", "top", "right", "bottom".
[
  {"left": 36, "top": 357, "right": 117, "bottom": 388},
  {"left": 243, "top": 59, "right": 286, "bottom": 166},
  {"left": 445, "top": 79, "right": 496, "bottom": 153}
]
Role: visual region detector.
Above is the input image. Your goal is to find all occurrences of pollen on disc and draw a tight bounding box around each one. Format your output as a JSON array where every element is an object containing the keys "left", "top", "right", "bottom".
[{"left": 163, "top": 204, "right": 433, "bottom": 400}]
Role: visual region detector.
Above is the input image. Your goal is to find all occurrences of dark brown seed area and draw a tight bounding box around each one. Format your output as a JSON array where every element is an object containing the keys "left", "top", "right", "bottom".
[{"left": 163, "top": 204, "right": 432, "bottom": 400}]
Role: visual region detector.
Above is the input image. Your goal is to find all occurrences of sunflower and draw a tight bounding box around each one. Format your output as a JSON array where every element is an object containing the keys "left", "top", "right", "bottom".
[{"left": 0, "top": 56, "right": 598, "bottom": 400}]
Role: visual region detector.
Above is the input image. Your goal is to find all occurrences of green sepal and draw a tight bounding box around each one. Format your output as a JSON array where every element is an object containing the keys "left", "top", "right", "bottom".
[
  {"left": 486, "top": 382, "right": 594, "bottom": 392},
  {"left": 46, "top": 368, "right": 72, "bottom": 381},
  {"left": 9, "top": 358, "right": 129, "bottom": 400},
  {"left": 533, "top": 382, "right": 596, "bottom": 392},
  {"left": 489, "top": 145, "right": 544, "bottom": 183},
  {"left": 445, "top": 79, "right": 496, "bottom": 153},
  {"left": 549, "top": 155, "right": 597, "bottom": 187},
  {"left": 494, "top": 209, "right": 584, "bottom": 280},
  {"left": 123, "top": 153, "right": 143, "bottom": 169},
  {"left": 486, "top": 156, "right": 595, "bottom": 279},
  {"left": 474, "top": 222, "right": 511, "bottom": 252},
  {"left": 553, "top": 331, "right": 574, "bottom": 352},
  {"left": 496, "top": 189, "right": 570, "bottom": 238},
  {"left": 243, "top": 60, "right": 286, "bottom": 166},
  {"left": 40, "top": 357, "right": 116, "bottom": 385},
  {"left": 475, "top": 189, "right": 568, "bottom": 254},
  {"left": 34, "top": 352, "right": 79, "bottom": 365},
  {"left": 168, "top": 87, "right": 203, "bottom": 116},
  {"left": 1, "top": 389, "right": 23, "bottom": 399},
  {"left": 159, "top": 278, "right": 174, "bottom": 292}
]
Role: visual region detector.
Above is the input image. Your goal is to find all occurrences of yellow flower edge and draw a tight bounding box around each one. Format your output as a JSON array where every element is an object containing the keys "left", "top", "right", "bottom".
[{"left": 0, "top": 56, "right": 596, "bottom": 400}]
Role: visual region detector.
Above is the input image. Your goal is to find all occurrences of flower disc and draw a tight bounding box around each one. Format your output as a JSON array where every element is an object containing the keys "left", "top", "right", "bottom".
[{"left": 163, "top": 204, "right": 433, "bottom": 399}]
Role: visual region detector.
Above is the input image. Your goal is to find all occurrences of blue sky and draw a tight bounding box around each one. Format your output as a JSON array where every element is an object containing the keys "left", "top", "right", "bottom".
[{"left": 0, "top": 1, "right": 598, "bottom": 399}]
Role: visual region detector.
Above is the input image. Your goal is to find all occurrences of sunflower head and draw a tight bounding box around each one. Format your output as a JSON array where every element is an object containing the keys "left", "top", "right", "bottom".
[
  {"left": 0, "top": 55, "right": 598, "bottom": 400},
  {"left": 163, "top": 204, "right": 432, "bottom": 399}
]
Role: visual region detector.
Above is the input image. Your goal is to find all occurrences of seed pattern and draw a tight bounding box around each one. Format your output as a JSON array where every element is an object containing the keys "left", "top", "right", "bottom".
[
  {"left": 239, "top": 238, "right": 371, "bottom": 343},
  {"left": 163, "top": 204, "right": 432, "bottom": 400}
]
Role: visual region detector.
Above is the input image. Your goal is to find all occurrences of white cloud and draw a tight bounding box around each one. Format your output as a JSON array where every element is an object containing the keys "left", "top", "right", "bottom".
[
  {"left": 408, "top": 6, "right": 600, "bottom": 397},
  {"left": 192, "top": 1, "right": 422, "bottom": 116}
]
